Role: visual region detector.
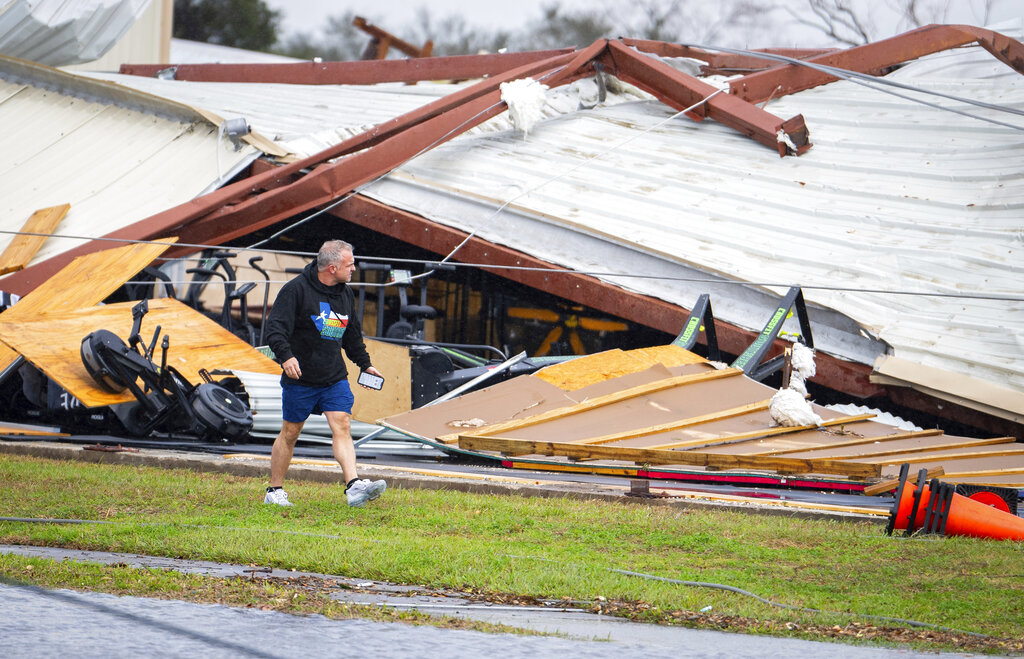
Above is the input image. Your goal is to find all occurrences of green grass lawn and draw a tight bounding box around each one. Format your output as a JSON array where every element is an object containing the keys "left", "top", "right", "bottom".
[{"left": 1, "top": 454, "right": 1022, "bottom": 653}]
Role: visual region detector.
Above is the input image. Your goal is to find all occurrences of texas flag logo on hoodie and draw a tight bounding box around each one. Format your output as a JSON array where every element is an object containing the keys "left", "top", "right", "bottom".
[{"left": 311, "top": 302, "right": 348, "bottom": 341}]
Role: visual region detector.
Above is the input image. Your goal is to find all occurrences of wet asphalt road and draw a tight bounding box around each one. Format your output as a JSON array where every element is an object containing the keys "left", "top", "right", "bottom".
[{"left": 0, "top": 546, "right": 999, "bottom": 659}]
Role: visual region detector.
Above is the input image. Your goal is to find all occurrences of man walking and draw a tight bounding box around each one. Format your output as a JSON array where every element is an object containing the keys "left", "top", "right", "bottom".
[{"left": 264, "top": 239, "right": 386, "bottom": 507}]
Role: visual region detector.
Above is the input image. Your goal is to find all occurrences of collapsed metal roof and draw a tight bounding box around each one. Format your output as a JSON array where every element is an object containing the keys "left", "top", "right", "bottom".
[{"left": 1, "top": 23, "right": 1022, "bottom": 435}]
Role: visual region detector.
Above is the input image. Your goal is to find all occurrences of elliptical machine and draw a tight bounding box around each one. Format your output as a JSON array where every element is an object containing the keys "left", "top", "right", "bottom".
[{"left": 80, "top": 299, "right": 253, "bottom": 441}]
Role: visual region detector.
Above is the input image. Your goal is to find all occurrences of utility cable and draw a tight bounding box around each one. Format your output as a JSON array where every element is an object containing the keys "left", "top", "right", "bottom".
[
  {"left": 676, "top": 42, "right": 1024, "bottom": 132},
  {"left": 504, "top": 553, "right": 989, "bottom": 638}
]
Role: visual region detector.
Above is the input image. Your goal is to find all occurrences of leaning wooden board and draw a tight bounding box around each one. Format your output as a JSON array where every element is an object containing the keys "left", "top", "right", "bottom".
[{"left": 0, "top": 298, "right": 278, "bottom": 407}]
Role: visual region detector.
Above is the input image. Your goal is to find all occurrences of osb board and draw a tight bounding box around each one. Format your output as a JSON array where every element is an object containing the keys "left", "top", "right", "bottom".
[
  {"left": 343, "top": 338, "right": 411, "bottom": 421},
  {"left": 381, "top": 376, "right": 575, "bottom": 443},
  {"left": 0, "top": 297, "right": 278, "bottom": 407},
  {"left": 534, "top": 344, "right": 705, "bottom": 391},
  {"left": 0, "top": 238, "right": 176, "bottom": 372},
  {"left": 0, "top": 203, "right": 70, "bottom": 275}
]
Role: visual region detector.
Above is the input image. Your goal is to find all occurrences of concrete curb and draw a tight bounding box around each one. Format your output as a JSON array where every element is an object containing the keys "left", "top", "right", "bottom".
[{"left": 0, "top": 439, "right": 885, "bottom": 524}]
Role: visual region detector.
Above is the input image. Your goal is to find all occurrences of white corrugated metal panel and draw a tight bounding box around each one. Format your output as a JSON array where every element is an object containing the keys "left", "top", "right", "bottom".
[
  {"left": 358, "top": 27, "right": 1024, "bottom": 398},
  {"left": 82, "top": 71, "right": 463, "bottom": 157},
  {"left": 0, "top": 0, "right": 152, "bottom": 66},
  {"left": 64, "top": 0, "right": 170, "bottom": 71},
  {"left": 0, "top": 55, "right": 260, "bottom": 268}
]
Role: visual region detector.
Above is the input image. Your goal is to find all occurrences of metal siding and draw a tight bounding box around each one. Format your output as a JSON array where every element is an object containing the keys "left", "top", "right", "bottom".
[{"left": 1, "top": 60, "right": 259, "bottom": 270}]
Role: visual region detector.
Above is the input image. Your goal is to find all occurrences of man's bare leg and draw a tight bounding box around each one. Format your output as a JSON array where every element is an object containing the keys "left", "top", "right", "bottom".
[
  {"left": 325, "top": 411, "right": 357, "bottom": 483},
  {"left": 270, "top": 420, "right": 305, "bottom": 487}
]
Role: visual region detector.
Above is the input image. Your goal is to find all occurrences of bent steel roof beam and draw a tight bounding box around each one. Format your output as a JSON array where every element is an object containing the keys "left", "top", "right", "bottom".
[
  {"left": 599, "top": 40, "right": 810, "bottom": 155},
  {"left": 621, "top": 39, "right": 839, "bottom": 76},
  {"left": 118, "top": 48, "right": 575, "bottom": 85},
  {"left": 730, "top": 24, "right": 1024, "bottom": 104}
]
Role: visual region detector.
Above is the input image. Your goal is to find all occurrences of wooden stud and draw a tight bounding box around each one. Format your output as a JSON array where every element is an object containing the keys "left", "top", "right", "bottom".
[
  {"left": 862, "top": 446, "right": 1024, "bottom": 465},
  {"left": 756, "top": 428, "right": 943, "bottom": 456},
  {"left": 0, "top": 204, "right": 71, "bottom": 275},
  {"left": 775, "top": 435, "right": 1015, "bottom": 460},
  {"left": 862, "top": 466, "right": 944, "bottom": 496},
  {"left": 457, "top": 434, "right": 882, "bottom": 478}
]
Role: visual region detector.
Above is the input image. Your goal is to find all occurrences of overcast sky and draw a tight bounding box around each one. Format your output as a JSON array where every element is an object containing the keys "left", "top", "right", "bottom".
[{"left": 264, "top": 0, "right": 1017, "bottom": 46}]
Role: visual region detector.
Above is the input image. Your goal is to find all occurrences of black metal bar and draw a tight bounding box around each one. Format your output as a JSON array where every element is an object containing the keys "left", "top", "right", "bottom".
[
  {"left": 730, "top": 287, "right": 814, "bottom": 380},
  {"left": 672, "top": 293, "right": 721, "bottom": 361},
  {"left": 922, "top": 478, "right": 942, "bottom": 533},
  {"left": 885, "top": 463, "right": 910, "bottom": 536},
  {"left": 904, "top": 468, "right": 930, "bottom": 537}
]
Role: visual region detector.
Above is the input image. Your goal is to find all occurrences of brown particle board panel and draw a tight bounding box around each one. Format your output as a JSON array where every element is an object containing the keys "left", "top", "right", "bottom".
[
  {"left": 0, "top": 204, "right": 70, "bottom": 275},
  {"left": 0, "top": 239, "right": 176, "bottom": 372},
  {"left": 880, "top": 454, "right": 1024, "bottom": 478},
  {"left": 381, "top": 375, "right": 577, "bottom": 444},
  {"left": 0, "top": 297, "right": 279, "bottom": 407},
  {"left": 861, "top": 444, "right": 1024, "bottom": 465},
  {"left": 470, "top": 368, "right": 749, "bottom": 444}
]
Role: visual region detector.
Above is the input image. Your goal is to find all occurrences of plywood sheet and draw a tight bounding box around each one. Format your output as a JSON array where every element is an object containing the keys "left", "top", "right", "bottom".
[
  {"left": 0, "top": 297, "right": 278, "bottom": 407},
  {"left": 343, "top": 338, "right": 411, "bottom": 421},
  {"left": 0, "top": 204, "right": 70, "bottom": 275},
  {"left": 0, "top": 238, "right": 176, "bottom": 372}
]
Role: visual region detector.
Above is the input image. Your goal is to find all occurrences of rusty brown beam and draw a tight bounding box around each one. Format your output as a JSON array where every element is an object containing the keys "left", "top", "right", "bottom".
[
  {"left": 622, "top": 39, "right": 838, "bottom": 75},
  {"left": 353, "top": 16, "right": 433, "bottom": 59},
  {"left": 731, "top": 24, "right": 1024, "bottom": 105},
  {"left": 119, "top": 48, "right": 573, "bottom": 85},
  {"left": 601, "top": 40, "right": 810, "bottom": 156}
]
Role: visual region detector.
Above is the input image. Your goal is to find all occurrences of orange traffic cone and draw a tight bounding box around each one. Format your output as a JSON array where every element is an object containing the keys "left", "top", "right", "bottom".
[{"left": 889, "top": 478, "right": 1024, "bottom": 541}]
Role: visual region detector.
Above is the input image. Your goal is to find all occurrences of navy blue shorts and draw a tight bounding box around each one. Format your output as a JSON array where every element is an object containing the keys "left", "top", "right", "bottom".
[{"left": 281, "top": 379, "right": 354, "bottom": 423}]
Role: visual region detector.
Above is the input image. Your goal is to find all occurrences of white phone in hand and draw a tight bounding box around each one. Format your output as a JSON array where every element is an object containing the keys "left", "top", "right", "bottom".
[{"left": 357, "top": 371, "right": 384, "bottom": 390}]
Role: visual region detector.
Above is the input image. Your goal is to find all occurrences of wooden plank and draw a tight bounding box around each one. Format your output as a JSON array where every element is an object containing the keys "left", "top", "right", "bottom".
[
  {"left": 862, "top": 466, "right": 945, "bottom": 496},
  {"left": 943, "top": 467, "right": 1024, "bottom": 477},
  {"left": 0, "top": 298, "right": 279, "bottom": 407},
  {"left": 778, "top": 435, "right": 1015, "bottom": 460},
  {"left": 457, "top": 434, "right": 882, "bottom": 478},
  {"left": 0, "top": 239, "right": 177, "bottom": 373},
  {"left": 345, "top": 338, "right": 411, "bottom": 421},
  {"left": 755, "top": 428, "right": 944, "bottom": 456},
  {"left": 439, "top": 367, "right": 743, "bottom": 443},
  {"left": 648, "top": 413, "right": 875, "bottom": 451},
  {"left": 862, "top": 445, "right": 1024, "bottom": 465},
  {"left": 0, "top": 204, "right": 70, "bottom": 275},
  {"left": 570, "top": 399, "right": 771, "bottom": 446}
]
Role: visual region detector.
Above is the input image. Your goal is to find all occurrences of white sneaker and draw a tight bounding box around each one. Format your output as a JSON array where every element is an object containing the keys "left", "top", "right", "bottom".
[
  {"left": 346, "top": 479, "right": 386, "bottom": 507},
  {"left": 264, "top": 488, "right": 293, "bottom": 506}
]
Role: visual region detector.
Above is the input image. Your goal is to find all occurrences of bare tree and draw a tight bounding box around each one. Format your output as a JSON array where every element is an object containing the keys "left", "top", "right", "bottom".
[{"left": 782, "top": 0, "right": 1006, "bottom": 47}]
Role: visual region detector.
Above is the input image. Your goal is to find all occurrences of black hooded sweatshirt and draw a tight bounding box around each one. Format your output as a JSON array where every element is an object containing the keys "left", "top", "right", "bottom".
[{"left": 265, "top": 261, "right": 372, "bottom": 387}]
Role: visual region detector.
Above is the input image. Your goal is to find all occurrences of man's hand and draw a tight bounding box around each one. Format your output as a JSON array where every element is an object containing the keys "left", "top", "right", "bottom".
[
  {"left": 357, "top": 366, "right": 384, "bottom": 389},
  {"left": 282, "top": 357, "right": 301, "bottom": 380}
]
